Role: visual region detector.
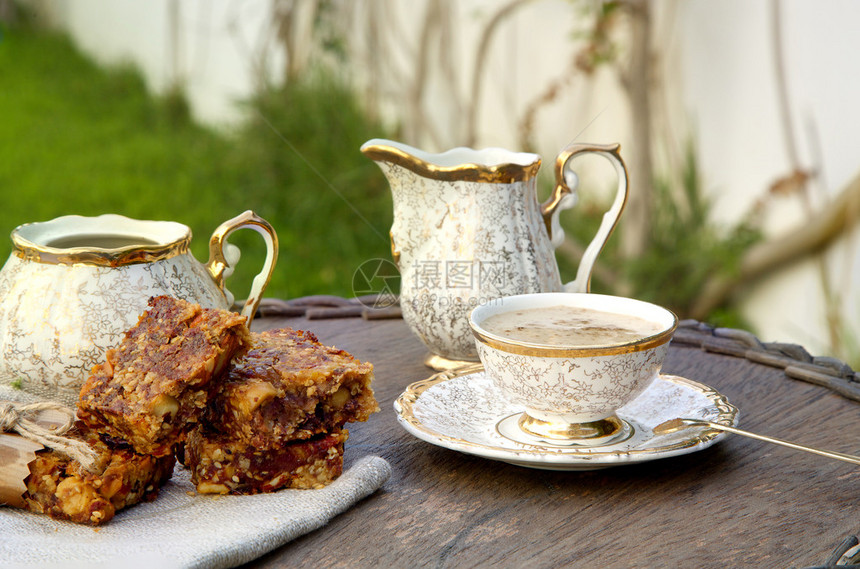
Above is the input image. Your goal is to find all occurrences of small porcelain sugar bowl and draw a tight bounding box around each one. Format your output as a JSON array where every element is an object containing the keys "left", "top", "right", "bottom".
[{"left": 0, "top": 211, "right": 278, "bottom": 404}]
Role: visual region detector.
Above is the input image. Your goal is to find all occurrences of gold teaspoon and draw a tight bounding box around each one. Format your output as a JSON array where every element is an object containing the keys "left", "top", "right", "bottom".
[{"left": 653, "top": 418, "right": 860, "bottom": 466}]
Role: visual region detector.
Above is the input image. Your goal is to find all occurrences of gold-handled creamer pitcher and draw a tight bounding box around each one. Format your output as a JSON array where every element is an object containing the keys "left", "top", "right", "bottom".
[
  {"left": 361, "top": 139, "right": 628, "bottom": 369},
  {"left": 0, "top": 210, "right": 278, "bottom": 404}
]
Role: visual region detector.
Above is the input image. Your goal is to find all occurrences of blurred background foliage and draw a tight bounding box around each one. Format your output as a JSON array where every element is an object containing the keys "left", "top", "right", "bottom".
[
  {"left": 0, "top": 16, "right": 394, "bottom": 301},
  {"left": 0, "top": 7, "right": 760, "bottom": 329},
  {"left": 553, "top": 147, "right": 760, "bottom": 330}
]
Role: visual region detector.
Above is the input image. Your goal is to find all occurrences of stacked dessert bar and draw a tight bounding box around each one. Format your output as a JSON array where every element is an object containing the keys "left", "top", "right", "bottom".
[
  {"left": 184, "top": 327, "right": 378, "bottom": 494},
  {"left": 77, "top": 295, "right": 251, "bottom": 457},
  {"left": 21, "top": 422, "right": 176, "bottom": 525},
  {"left": 19, "top": 295, "right": 377, "bottom": 525}
]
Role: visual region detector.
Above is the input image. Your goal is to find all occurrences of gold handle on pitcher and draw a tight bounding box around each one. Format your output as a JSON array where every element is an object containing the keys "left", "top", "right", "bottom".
[{"left": 540, "top": 142, "right": 629, "bottom": 293}]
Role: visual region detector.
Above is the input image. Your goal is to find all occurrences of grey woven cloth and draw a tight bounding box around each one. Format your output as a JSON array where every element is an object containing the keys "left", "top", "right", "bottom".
[{"left": 0, "top": 387, "right": 391, "bottom": 569}]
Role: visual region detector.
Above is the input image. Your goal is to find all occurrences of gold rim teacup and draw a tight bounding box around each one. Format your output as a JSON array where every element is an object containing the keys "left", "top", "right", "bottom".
[{"left": 469, "top": 292, "right": 678, "bottom": 446}]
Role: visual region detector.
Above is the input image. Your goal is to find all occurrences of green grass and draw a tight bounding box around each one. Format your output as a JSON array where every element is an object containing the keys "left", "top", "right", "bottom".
[{"left": 0, "top": 22, "right": 393, "bottom": 301}]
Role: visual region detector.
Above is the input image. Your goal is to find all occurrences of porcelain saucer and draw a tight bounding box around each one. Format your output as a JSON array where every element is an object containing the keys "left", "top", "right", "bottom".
[{"left": 394, "top": 364, "right": 739, "bottom": 470}]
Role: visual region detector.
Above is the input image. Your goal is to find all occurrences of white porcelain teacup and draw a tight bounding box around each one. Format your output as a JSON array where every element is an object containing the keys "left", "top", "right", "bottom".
[{"left": 469, "top": 292, "right": 677, "bottom": 445}]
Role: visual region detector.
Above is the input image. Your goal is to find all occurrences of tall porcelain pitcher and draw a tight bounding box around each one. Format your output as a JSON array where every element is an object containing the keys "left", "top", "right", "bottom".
[{"left": 361, "top": 139, "right": 629, "bottom": 369}]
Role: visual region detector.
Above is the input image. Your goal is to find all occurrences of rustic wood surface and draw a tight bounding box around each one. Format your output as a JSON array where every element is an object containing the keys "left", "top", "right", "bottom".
[{"left": 242, "top": 314, "right": 859, "bottom": 569}]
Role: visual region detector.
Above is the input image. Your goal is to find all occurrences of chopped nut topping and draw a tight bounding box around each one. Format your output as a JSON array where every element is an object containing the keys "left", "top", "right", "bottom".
[
  {"left": 76, "top": 295, "right": 250, "bottom": 457},
  {"left": 22, "top": 422, "right": 174, "bottom": 525}
]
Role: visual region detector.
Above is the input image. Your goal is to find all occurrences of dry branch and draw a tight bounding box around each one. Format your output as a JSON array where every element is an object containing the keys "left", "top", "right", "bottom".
[
  {"left": 617, "top": 0, "right": 654, "bottom": 259},
  {"left": 465, "top": 0, "right": 537, "bottom": 146},
  {"left": 690, "top": 171, "right": 860, "bottom": 319}
]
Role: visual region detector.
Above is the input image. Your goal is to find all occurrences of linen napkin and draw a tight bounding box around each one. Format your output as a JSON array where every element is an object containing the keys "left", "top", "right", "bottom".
[{"left": 0, "top": 386, "right": 392, "bottom": 569}]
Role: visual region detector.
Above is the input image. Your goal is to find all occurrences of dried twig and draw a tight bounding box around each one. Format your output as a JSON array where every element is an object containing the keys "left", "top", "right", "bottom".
[
  {"left": 465, "top": 0, "right": 537, "bottom": 147},
  {"left": 690, "top": 171, "right": 860, "bottom": 319}
]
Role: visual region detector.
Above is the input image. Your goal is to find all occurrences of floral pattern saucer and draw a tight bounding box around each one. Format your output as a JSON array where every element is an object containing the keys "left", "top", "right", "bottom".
[{"left": 394, "top": 365, "right": 738, "bottom": 470}]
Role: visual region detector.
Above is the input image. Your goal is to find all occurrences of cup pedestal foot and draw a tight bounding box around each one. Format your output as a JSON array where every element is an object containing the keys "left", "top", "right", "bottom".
[
  {"left": 497, "top": 413, "right": 633, "bottom": 448},
  {"left": 424, "top": 353, "right": 479, "bottom": 372}
]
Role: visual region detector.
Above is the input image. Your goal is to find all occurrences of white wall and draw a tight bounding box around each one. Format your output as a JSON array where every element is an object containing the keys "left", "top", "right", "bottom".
[
  {"left": 45, "top": 0, "right": 283, "bottom": 126},
  {"left": 678, "top": 0, "right": 860, "bottom": 354}
]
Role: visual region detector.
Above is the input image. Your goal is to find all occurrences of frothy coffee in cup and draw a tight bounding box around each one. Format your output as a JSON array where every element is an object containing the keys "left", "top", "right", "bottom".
[{"left": 480, "top": 305, "right": 664, "bottom": 347}]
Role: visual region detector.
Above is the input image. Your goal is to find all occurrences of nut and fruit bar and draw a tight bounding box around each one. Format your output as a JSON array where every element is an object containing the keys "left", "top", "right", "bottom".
[
  {"left": 184, "top": 426, "right": 347, "bottom": 494},
  {"left": 205, "top": 328, "right": 378, "bottom": 447},
  {"left": 21, "top": 422, "right": 175, "bottom": 525},
  {"left": 77, "top": 295, "right": 250, "bottom": 456}
]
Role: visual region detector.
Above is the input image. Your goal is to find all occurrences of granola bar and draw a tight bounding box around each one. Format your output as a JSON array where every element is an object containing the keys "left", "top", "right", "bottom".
[
  {"left": 204, "top": 328, "right": 378, "bottom": 447},
  {"left": 77, "top": 295, "right": 250, "bottom": 456},
  {"left": 184, "top": 426, "right": 347, "bottom": 494},
  {"left": 22, "top": 422, "right": 175, "bottom": 525}
]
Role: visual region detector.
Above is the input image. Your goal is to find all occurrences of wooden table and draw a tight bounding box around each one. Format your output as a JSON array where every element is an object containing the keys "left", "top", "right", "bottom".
[{"left": 244, "top": 312, "right": 859, "bottom": 569}]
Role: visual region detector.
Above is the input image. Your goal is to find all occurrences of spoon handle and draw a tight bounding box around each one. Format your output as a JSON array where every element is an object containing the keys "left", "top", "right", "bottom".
[{"left": 698, "top": 420, "right": 860, "bottom": 466}]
